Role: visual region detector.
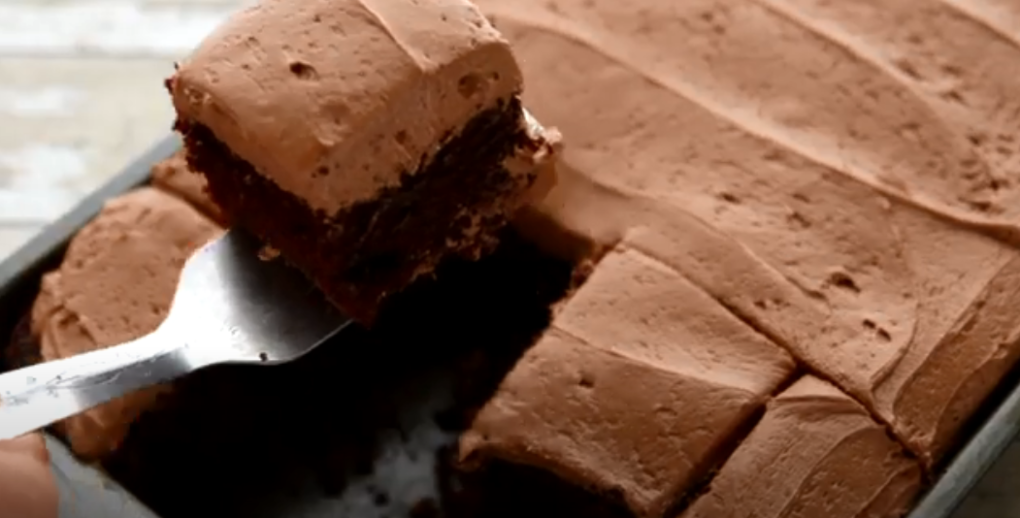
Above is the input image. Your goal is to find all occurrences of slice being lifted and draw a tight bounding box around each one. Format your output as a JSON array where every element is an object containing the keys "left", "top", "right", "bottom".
[{"left": 168, "top": 0, "right": 559, "bottom": 324}]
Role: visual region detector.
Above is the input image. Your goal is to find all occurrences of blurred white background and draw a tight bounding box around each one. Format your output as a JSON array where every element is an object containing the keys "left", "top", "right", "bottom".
[{"left": 0, "top": 0, "right": 241, "bottom": 259}]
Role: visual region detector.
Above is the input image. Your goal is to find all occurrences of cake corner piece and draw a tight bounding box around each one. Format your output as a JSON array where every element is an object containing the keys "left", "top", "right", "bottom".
[{"left": 167, "top": 0, "right": 558, "bottom": 325}]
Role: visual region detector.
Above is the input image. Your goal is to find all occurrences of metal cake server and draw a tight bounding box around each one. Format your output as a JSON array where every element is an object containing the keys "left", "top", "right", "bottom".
[{"left": 0, "top": 229, "right": 351, "bottom": 440}]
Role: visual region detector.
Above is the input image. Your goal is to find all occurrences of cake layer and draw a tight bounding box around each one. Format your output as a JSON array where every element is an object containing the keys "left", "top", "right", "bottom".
[
  {"left": 169, "top": 0, "right": 525, "bottom": 215},
  {"left": 150, "top": 150, "right": 226, "bottom": 225},
  {"left": 29, "top": 187, "right": 223, "bottom": 460},
  {"left": 681, "top": 376, "right": 922, "bottom": 518},
  {"left": 481, "top": 0, "right": 1020, "bottom": 466},
  {"left": 184, "top": 96, "right": 550, "bottom": 324},
  {"left": 170, "top": 0, "right": 562, "bottom": 324},
  {"left": 460, "top": 243, "right": 795, "bottom": 518}
]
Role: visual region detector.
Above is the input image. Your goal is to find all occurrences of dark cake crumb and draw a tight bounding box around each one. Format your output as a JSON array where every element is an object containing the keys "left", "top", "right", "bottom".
[
  {"left": 435, "top": 457, "right": 632, "bottom": 518},
  {"left": 176, "top": 97, "right": 536, "bottom": 325}
]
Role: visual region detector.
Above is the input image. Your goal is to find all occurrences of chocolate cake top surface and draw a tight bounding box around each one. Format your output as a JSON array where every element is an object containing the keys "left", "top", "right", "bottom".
[
  {"left": 461, "top": 241, "right": 795, "bottom": 518},
  {"left": 29, "top": 187, "right": 222, "bottom": 460},
  {"left": 169, "top": 0, "right": 525, "bottom": 215},
  {"left": 484, "top": 0, "right": 1020, "bottom": 466},
  {"left": 681, "top": 376, "right": 922, "bottom": 518}
]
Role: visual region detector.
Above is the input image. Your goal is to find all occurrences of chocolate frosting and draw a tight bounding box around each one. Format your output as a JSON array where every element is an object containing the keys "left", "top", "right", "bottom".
[
  {"left": 483, "top": 0, "right": 1020, "bottom": 465},
  {"left": 170, "top": 0, "right": 525, "bottom": 215},
  {"left": 461, "top": 242, "right": 794, "bottom": 518},
  {"left": 682, "top": 376, "right": 921, "bottom": 518},
  {"left": 150, "top": 150, "right": 227, "bottom": 225},
  {"left": 30, "top": 188, "right": 222, "bottom": 460}
]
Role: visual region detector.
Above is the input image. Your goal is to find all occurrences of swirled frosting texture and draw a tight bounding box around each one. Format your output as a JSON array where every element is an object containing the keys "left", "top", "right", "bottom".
[
  {"left": 30, "top": 188, "right": 222, "bottom": 459},
  {"left": 170, "top": 0, "right": 523, "bottom": 215},
  {"left": 481, "top": 0, "right": 1020, "bottom": 466},
  {"left": 681, "top": 376, "right": 921, "bottom": 518}
]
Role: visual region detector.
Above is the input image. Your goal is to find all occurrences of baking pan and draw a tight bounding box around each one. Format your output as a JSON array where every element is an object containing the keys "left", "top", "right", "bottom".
[{"left": 0, "top": 134, "right": 1016, "bottom": 518}]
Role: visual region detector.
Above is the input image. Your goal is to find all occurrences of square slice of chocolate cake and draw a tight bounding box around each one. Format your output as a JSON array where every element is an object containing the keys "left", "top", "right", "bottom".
[
  {"left": 168, "top": 0, "right": 559, "bottom": 324},
  {"left": 460, "top": 241, "right": 796, "bottom": 518}
]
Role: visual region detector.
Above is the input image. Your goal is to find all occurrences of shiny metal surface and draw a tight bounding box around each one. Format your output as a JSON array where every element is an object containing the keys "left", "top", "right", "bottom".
[
  {"left": 0, "top": 228, "right": 350, "bottom": 440},
  {"left": 522, "top": 108, "right": 542, "bottom": 137}
]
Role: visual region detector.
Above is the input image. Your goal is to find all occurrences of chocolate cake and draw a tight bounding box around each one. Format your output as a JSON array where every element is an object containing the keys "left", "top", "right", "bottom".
[
  {"left": 681, "top": 376, "right": 921, "bottom": 518},
  {"left": 29, "top": 187, "right": 222, "bottom": 460},
  {"left": 6, "top": 0, "right": 1020, "bottom": 517},
  {"left": 460, "top": 240, "right": 795, "bottom": 518},
  {"left": 168, "top": 0, "right": 560, "bottom": 324},
  {"left": 477, "top": 0, "right": 1020, "bottom": 470}
]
